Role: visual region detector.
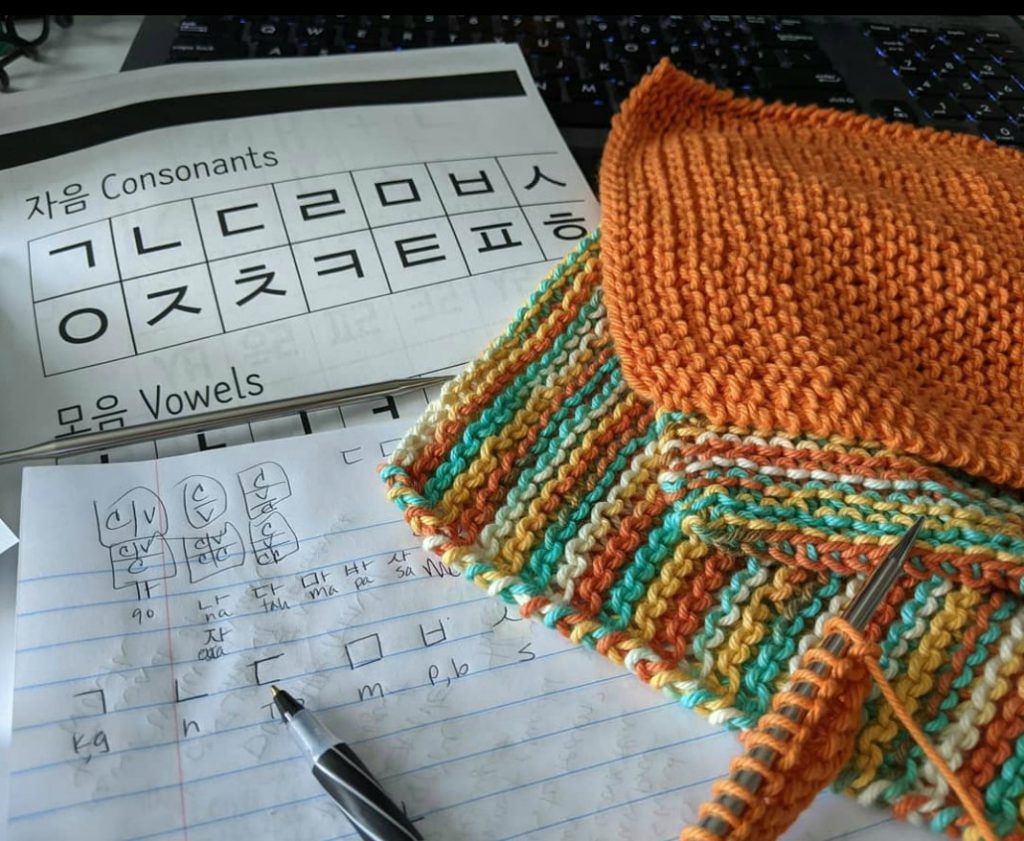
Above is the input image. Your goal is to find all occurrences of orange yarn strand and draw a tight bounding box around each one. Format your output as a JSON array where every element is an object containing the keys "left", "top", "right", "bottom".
[{"left": 681, "top": 618, "right": 1000, "bottom": 841}]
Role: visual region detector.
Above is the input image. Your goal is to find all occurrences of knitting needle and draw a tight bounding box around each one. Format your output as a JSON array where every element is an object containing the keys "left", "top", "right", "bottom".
[
  {"left": 697, "top": 516, "right": 925, "bottom": 838},
  {"left": 0, "top": 374, "right": 453, "bottom": 465}
]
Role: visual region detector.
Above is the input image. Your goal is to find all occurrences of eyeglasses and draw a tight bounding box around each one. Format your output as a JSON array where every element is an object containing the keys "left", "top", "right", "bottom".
[{"left": 0, "top": 15, "right": 73, "bottom": 92}]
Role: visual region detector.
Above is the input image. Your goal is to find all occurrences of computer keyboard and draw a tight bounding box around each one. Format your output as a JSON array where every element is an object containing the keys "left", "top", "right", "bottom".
[
  {"left": 865, "top": 22, "right": 1024, "bottom": 144},
  {"left": 134, "top": 15, "right": 1024, "bottom": 157}
]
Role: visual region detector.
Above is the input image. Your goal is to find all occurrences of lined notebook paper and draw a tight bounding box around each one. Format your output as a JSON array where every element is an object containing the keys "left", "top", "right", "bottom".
[{"left": 7, "top": 422, "right": 927, "bottom": 840}]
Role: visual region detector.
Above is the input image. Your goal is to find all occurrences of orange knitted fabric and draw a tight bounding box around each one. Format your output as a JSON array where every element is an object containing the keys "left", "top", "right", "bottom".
[{"left": 600, "top": 60, "right": 1024, "bottom": 488}]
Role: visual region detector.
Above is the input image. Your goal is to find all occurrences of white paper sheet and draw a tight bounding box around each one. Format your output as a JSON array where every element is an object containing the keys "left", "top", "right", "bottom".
[
  {"left": 7, "top": 422, "right": 931, "bottom": 840},
  {"left": 0, "top": 45, "right": 598, "bottom": 457}
]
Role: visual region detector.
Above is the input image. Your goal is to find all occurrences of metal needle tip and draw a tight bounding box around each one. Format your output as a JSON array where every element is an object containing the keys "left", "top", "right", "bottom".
[
  {"left": 841, "top": 516, "right": 925, "bottom": 632},
  {"left": 270, "top": 685, "right": 281, "bottom": 697}
]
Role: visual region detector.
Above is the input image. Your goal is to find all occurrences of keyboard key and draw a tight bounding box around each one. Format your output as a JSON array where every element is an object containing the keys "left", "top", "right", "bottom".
[
  {"left": 453, "top": 15, "right": 492, "bottom": 35},
  {"left": 534, "top": 54, "right": 575, "bottom": 76},
  {"left": 255, "top": 42, "right": 298, "bottom": 57},
  {"left": 522, "top": 34, "right": 564, "bottom": 54},
  {"left": 533, "top": 77, "right": 561, "bottom": 102},
  {"left": 898, "top": 26, "right": 934, "bottom": 47},
  {"left": 296, "top": 20, "right": 333, "bottom": 46},
  {"left": 547, "top": 101, "right": 613, "bottom": 127},
  {"left": 650, "top": 42, "right": 693, "bottom": 68},
  {"left": 715, "top": 65, "right": 759, "bottom": 92},
  {"left": 568, "top": 36, "right": 611, "bottom": 57},
  {"left": 619, "top": 17, "right": 654, "bottom": 39},
  {"left": 252, "top": 18, "right": 288, "bottom": 43},
  {"left": 391, "top": 30, "right": 430, "bottom": 49},
  {"left": 890, "top": 56, "right": 926, "bottom": 75},
  {"left": 581, "top": 56, "right": 618, "bottom": 78},
  {"left": 979, "top": 122, "right": 1022, "bottom": 145},
  {"left": 870, "top": 99, "right": 917, "bottom": 123},
  {"left": 992, "top": 45, "right": 1024, "bottom": 62},
  {"left": 780, "top": 49, "right": 833, "bottom": 69},
  {"left": 620, "top": 57, "right": 658, "bottom": 85},
  {"left": 930, "top": 58, "right": 970, "bottom": 79},
  {"left": 929, "top": 119, "right": 979, "bottom": 135},
  {"left": 918, "top": 96, "right": 966, "bottom": 119},
  {"left": 178, "top": 17, "right": 215, "bottom": 38},
  {"left": 901, "top": 74, "right": 949, "bottom": 98},
  {"left": 954, "top": 42, "right": 990, "bottom": 61},
  {"left": 776, "top": 17, "right": 809, "bottom": 32},
  {"left": 760, "top": 30, "right": 817, "bottom": 48},
  {"left": 169, "top": 40, "right": 217, "bottom": 60},
  {"left": 340, "top": 24, "right": 385, "bottom": 50},
  {"left": 967, "top": 100, "right": 1008, "bottom": 121},
  {"left": 966, "top": 59, "right": 1010, "bottom": 80},
  {"left": 742, "top": 47, "right": 778, "bottom": 67},
  {"left": 986, "top": 78, "right": 1024, "bottom": 102},
  {"left": 979, "top": 30, "right": 1009, "bottom": 44},
  {"left": 917, "top": 43, "right": 958, "bottom": 63},
  {"left": 864, "top": 23, "right": 897, "bottom": 39},
  {"left": 565, "top": 78, "right": 610, "bottom": 104},
  {"left": 939, "top": 28, "right": 974, "bottom": 43},
  {"left": 758, "top": 68, "right": 846, "bottom": 90},
  {"left": 169, "top": 39, "right": 247, "bottom": 60},
  {"left": 948, "top": 76, "right": 988, "bottom": 100},
  {"left": 874, "top": 39, "right": 910, "bottom": 57},
  {"left": 783, "top": 91, "right": 857, "bottom": 110}
]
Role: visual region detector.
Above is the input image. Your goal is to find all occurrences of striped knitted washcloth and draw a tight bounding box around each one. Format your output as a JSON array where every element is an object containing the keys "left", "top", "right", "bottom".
[{"left": 383, "top": 62, "right": 1024, "bottom": 839}]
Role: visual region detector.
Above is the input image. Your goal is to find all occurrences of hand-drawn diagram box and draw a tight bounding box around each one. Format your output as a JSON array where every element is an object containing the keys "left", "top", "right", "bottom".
[
  {"left": 183, "top": 523, "right": 246, "bottom": 583},
  {"left": 237, "top": 462, "right": 292, "bottom": 519},
  {"left": 345, "top": 633, "right": 384, "bottom": 669},
  {"left": 109, "top": 536, "right": 177, "bottom": 591}
]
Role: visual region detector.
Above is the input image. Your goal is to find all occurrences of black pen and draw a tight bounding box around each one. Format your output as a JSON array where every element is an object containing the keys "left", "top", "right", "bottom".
[{"left": 272, "top": 686, "right": 424, "bottom": 841}]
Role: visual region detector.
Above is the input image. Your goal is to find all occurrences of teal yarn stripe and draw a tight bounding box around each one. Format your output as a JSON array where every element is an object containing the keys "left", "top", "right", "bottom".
[
  {"left": 423, "top": 288, "right": 605, "bottom": 504},
  {"left": 519, "top": 418, "right": 661, "bottom": 593},
  {"left": 730, "top": 573, "right": 843, "bottom": 727},
  {"left": 498, "top": 230, "right": 600, "bottom": 345},
  {"left": 493, "top": 360, "right": 625, "bottom": 552}
]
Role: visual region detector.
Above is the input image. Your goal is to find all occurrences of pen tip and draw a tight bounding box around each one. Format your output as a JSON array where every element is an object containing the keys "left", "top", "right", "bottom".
[{"left": 270, "top": 684, "right": 280, "bottom": 697}]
